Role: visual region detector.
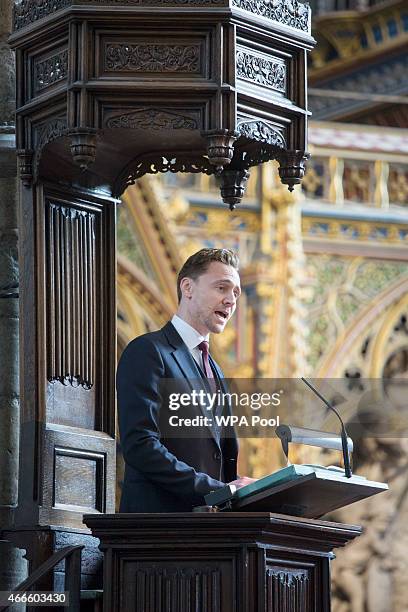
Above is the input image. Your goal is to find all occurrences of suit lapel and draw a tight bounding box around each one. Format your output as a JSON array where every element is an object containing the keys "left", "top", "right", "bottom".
[{"left": 162, "top": 322, "right": 221, "bottom": 445}]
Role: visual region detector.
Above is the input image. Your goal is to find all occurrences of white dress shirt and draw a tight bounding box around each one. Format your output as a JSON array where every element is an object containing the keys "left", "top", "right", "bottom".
[{"left": 171, "top": 314, "right": 209, "bottom": 370}]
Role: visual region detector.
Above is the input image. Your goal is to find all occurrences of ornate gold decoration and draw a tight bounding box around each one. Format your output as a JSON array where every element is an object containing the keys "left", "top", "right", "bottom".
[
  {"left": 310, "top": 0, "right": 408, "bottom": 73},
  {"left": 302, "top": 216, "right": 408, "bottom": 244},
  {"left": 388, "top": 164, "right": 408, "bottom": 205}
]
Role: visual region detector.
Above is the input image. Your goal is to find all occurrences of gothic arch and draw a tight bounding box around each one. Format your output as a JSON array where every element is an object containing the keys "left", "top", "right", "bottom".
[
  {"left": 117, "top": 254, "right": 174, "bottom": 346},
  {"left": 317, "top": 275, "right": 408, "bottom": 378}
]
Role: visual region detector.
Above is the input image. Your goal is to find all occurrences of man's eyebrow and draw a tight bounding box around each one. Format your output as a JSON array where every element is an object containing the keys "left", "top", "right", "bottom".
[
  {"left": 212, "top": 278, "right": 238, "bottom": 284},
  {"left": 212, "top": 279, "right": 241, "bottom": 291}
]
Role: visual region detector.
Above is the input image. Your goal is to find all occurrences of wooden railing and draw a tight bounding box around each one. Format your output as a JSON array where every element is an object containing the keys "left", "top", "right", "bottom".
[{"left": 0, "top": 545, "right": 83, "bottom": 612}]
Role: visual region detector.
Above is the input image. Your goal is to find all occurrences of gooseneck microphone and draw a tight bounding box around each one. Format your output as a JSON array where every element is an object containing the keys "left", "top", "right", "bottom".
[{"left": 301, "top": 377, "right": 353, "bottom": 478}]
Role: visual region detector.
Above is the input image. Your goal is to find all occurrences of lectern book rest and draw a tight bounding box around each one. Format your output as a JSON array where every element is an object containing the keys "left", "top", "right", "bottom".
[{"left": 204, "top": 464, "right": 388, "bottom": 518}]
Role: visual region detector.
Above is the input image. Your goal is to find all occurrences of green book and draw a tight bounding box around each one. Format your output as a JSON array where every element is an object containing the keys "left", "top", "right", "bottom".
[{"left": 204, "top": 464, "right": 366, "bottom": 507}]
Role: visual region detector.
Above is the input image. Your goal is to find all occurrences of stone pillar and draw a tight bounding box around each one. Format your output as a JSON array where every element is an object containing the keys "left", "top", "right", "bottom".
[{"left": 0, "top": 0, "right": 27, "bottom": 592}]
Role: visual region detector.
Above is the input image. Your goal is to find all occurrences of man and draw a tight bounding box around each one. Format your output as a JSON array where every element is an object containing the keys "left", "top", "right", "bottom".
[{"left": 117, "top": 248, "right": 255, "bottom": 512}]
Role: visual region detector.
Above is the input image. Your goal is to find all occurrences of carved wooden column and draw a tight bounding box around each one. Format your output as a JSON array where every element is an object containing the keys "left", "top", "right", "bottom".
[{"left": 4, "top": 179, "right": 117, "bottom": 588}]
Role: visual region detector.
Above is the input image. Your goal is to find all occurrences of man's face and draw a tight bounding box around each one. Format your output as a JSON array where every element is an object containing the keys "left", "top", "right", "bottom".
[{"left": 181, "top": 261, "right": 241, "bottom": 335}]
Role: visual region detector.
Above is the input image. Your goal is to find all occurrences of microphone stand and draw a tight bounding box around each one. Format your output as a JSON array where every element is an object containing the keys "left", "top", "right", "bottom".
[{"left": 301, "top": 377, "right": 352, "bottom": 478}]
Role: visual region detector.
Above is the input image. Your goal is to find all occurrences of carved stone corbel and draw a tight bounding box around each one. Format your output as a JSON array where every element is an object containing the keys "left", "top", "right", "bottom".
[
  {"left": 68, "top": 128, "right": 98, "bottom": 170},
  {"left": 203, "top": 130, "right": 237, "bottom": 173},
  {"left": 277, "top": 150, "right": 310, "bottom": 192},
  {"left": 219, "top": 168, "right": 250, "bottom": 210},
  {"left": 16, "top": 149, "right": 34, "bottom": 187}
]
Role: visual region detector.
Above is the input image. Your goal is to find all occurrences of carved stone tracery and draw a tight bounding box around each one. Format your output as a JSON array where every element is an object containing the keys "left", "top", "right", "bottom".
[{"left": 104, "top": 43, "right": 200, "bottom": 73}]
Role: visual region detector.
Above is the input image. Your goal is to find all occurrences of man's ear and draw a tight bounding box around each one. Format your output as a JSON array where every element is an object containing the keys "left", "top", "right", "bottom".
[{"left": 180, "top": 276, "right": 193, "bottom": 300}]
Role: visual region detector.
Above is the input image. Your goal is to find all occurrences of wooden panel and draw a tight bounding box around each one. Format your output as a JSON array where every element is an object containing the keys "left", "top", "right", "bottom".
[
  {"left": 236, "top": 45, "right": 287, "bottom": 96},
  {"left": 46, "top": 381, "right": 95, "bottom": 429},
  {"left": 95, "top": 32, "right": 211, "bottom": 80},
  {"left": 266, "top": 566, "right": 311, "bottom": 611},
  {"left": 84, "top": 513, "right": 361, "bottom": 612},
  {"left": 30, "top": 44, "right": 68, "bottom": 99},
  {"left": 41, "top": 426, "right": 116, "bottom": 527},
  {"left": 121, "top": 559, "right": 232, "bottom": 611},
  {"left": 45, "top": 201, "right": 97, "bottom": 390},
  {"left": 54, "top": 448, "right": 103, "bottom": 511}
]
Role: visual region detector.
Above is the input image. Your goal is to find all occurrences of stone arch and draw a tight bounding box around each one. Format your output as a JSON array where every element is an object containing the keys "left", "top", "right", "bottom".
[
  {"left": 317, "top": 275, "right": 408, "bottom": 378},
  {"left": 117, "top": 254, "right": 174, "bottom": 347}
]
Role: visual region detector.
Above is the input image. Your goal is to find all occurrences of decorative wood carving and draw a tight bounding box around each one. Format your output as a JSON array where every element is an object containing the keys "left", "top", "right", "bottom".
[
  {"left": 34, "top": 49, "right": 68, "bottom": 93},
  {"left": 232, "top": 0, "right": 310, "bottom": 32},
  {"left": 204, "top": 130, "right": 238, "bottom": 173},
  {"left": 9, "top": 0, "right": 315, "bottom": 587},
  {"left": 14, "top": 0, "right": 70, "bottom": 30},
  {"left": 84, "top": 513, "right": 361, "bottom": 612},
  {"left": 236, "top": 49, "right": 286, "bottom": 93},
  {"left": 278, "top": 149, "right": 310, "bottom": 191},
  {"left": 32, "top": 117, "right": 67, "bottom": 179},
  {"left": 131, "top": 566, "right": 221, "bottom": 610},
  {"left": 105, "top": 108, "right": 199, "bottom": 130},
  {"left": 104, "top": 43, "right": 200, "bottom": 73},
  {"left": 266, "top": 567, "right": 310, "bottom": 611},
  {"left": 114, "top": 153, "right": 214, "bottom": 196},
  {"left": 34, "top": 117, "right": 67, "bottom": 151},
  {"left": 237, "top": 120, "right": 286, "bottom": 148},
  {"left": 15, "top": 181, "right": 117, "bottom": 541},
  {"left": 11, "top": 0, "right": 314, "bottom": 198},
  {"left": 16, "top": 149, "right": 34, "bottom": 186},
  {"left": 68, "top": 128, "right": 98, "bottom": 170},
  {"left": 46, "top": 202, "right": 96, "bottom": 390},
  {"left": 219, "top": 168, "right": 250, "bottom": 210},
  {"left": 14, "top": 0, "right": 310, "bottom": 33}
]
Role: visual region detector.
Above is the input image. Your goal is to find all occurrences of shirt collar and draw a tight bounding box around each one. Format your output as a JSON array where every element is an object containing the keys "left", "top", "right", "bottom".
[{"left": 171, "top": 314, "right": 209, "bottom": 351}]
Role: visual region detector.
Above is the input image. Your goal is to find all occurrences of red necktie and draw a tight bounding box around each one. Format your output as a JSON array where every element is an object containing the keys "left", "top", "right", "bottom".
[{"left": 198, "top": 341, "right": 214, "bottom": 379}]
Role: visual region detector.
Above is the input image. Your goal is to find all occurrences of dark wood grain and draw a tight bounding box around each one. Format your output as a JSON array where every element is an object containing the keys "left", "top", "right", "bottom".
[
  {"left": 84, "top": 512, "right": 361, "bottom": 612},
  {"left": 10, "top": 1, "right": 315, "bottom": 201},
  {"left": 9, "top": 0, "right": 315, "bottom": 592}
]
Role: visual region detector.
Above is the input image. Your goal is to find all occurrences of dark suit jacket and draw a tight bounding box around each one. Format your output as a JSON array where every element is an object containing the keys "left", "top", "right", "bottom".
[{"left": 117, "top": 321, "right": 238, "bottom": 512}]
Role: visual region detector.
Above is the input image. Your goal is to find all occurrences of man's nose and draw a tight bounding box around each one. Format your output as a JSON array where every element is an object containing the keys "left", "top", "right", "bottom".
[{"left": 223, "top": 291, "right": 236, "bottom": 306}]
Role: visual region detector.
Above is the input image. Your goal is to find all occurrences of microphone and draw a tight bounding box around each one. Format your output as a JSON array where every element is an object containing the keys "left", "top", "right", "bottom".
[{"left": 301, "top": 377, "right": 353, "bottom": 478}]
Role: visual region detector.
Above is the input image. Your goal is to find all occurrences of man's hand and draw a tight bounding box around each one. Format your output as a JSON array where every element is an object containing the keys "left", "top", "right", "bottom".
[{"left": 229, "top": 476, "right": 257, "bottom": 489}]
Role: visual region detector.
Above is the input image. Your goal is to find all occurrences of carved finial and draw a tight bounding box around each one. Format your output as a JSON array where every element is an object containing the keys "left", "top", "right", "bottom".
[
  {"left": 16, "top": 149, "right": 34, "bottom": 187},
  {"left": 277, "top": 150, "right": 310, "bottom": 192},
  {"left": 68, "top": 128, "right": 97, "bottom": 170},
  {"left": 203, "top": 130, "right": 237, "bottom": 173},
  {"left": 219, "top": 168, "right": 250, "bottom": 210}
]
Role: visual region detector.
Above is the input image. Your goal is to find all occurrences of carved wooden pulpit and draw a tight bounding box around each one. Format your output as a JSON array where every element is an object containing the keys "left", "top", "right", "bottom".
[
  {"left": 84, "top": 512, "right": 361, "bottom": 611},
  {"left": 7, "top": 0, "right": 315, "bottom": 590}
]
